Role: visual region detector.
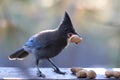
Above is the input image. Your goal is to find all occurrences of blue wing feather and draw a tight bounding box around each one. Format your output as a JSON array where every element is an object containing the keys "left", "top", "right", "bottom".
[{"left": 24, "top": 36, "right": 45, "bottom": 49}]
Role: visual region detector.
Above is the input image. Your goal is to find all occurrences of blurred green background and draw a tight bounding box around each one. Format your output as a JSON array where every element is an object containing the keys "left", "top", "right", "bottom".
[{"left": 0, "top": 0, "right": 120, "bottom": 68}]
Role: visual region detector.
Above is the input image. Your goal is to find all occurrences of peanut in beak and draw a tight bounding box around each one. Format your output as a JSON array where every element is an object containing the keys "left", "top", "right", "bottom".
[{"left": 69, "top": 34, "right": 82, "bottom": 44}]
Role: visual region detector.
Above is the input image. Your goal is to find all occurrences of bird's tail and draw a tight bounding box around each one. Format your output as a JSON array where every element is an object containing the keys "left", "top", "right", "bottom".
[{"left": 9, "top": 48, "right": 29, "bottom": 60}]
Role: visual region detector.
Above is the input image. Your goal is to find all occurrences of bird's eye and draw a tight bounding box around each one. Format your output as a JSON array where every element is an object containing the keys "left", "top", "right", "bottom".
[{"left": 67, "top": 33, "right": 73, "bottom": 38}]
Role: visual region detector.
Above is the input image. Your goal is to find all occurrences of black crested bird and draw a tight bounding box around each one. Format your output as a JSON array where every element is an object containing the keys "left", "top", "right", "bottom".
[{"left": 9, "top": 12, "right": 82, "bottom": 77}]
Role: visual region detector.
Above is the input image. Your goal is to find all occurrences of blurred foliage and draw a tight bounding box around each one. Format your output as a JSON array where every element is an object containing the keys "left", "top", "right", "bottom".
[{"left": 0, "top": 0, "right": 120, "bottom": 67}]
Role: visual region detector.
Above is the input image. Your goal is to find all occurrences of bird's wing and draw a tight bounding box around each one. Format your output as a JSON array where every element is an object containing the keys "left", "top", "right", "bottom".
[{"left": 24, "top": 36, "right": 46, "bottom": 49}]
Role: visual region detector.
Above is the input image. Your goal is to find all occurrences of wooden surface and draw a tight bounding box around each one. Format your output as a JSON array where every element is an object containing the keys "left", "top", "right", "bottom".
[{"left": 0, "top": 67, "right": 120, "bottom": 79}]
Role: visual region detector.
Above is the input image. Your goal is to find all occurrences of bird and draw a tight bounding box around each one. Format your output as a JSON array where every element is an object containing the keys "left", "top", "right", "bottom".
[{"left": 9, "top": 11, "right": 82, "bottom": 77}]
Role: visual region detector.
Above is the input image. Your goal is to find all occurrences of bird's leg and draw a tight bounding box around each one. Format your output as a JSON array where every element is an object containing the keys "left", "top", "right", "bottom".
[
  {"left": 36, "top": 59, "right": 45, "bottom": 77},
  {"left": 47, "top": 58, "right": 66, "bottom": 75}
]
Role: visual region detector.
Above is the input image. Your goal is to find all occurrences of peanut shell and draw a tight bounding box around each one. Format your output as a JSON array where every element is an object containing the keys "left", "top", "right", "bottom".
[
  {"left": 76, "top": 70, "right": 87, "bottom": 78},
  {"left": 87, "top": 70, "right": 96, "bottom": 79},
  {"left": 70, "top": 35, "right": 82, "bottom": 44},
  {"left": 113, "top": 71, "right": 120, "bottom": 78},
  {"left": 105, "top": 70, "right": 113, "bottom": 78}
]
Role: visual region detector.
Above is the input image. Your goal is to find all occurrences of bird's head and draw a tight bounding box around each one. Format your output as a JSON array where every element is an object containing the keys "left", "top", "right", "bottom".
[{"left": 58, "top": 11, "right": 82, "bottom": 44}]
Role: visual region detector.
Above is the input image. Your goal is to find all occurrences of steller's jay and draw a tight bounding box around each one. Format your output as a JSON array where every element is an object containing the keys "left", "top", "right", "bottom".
[{"left": 9, "top": 11, "right": 82, "bottom": 77}]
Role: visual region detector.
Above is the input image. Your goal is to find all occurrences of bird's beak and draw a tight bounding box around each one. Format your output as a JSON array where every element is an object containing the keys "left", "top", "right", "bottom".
[{"left": 69, "top": 33, "right": 82, "bottom": 44}]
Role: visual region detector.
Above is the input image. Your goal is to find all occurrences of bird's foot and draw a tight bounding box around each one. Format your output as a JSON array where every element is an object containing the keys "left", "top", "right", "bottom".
[
  {"left": 54, "top": 69, "right": 66, "bottom": 75},
  {"left": 37, "top": 71, "right": 45, "bottom": 78}
]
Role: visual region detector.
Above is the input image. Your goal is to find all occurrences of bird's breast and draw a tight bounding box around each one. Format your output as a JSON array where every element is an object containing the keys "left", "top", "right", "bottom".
[{"left": 42, "top": 38, "right": 67, "bottom": 58}]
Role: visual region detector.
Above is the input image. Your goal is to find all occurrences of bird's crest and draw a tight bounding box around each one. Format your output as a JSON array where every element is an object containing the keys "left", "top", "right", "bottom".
[
  {"left": 58, "top": 11, "right": 75, "bottom": 34},
  {"left": 59, "top": 11, "right": 73, "bottom": 27}
]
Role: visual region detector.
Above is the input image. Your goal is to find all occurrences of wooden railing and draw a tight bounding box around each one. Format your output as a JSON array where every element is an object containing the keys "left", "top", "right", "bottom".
[{"left": 0, "top": 67, "right": 119, "bottom": 80}]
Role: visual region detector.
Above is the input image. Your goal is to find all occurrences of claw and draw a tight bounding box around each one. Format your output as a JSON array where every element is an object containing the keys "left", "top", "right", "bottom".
[
  {"left": 37, "top": 71, "right": 45, "bottom": 78},
  {"left": 54, "top": 69, "right": 66, "bottom": 75}
]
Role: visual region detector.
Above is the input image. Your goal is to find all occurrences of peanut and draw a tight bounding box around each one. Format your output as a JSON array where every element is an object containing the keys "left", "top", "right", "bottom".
[
  {"left": 105, "top": 70, "right": 113, "bottom": 78},
  {"left": 71, "top": 67, "right": 84, "bottom": 74},
  {"left": 76, "top": 70, "right": 87, "bottom": 78},
  {"left": 70, "top": 35, "right": 82, "bottom": 44},
  {"left": 113, "top": 71, "right": 120, "bottom": 78},
  {"left": 87, "top": 70, "right": 96, "bottom": 79}
]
